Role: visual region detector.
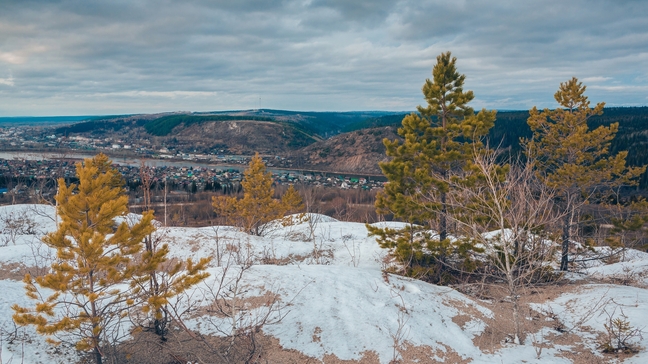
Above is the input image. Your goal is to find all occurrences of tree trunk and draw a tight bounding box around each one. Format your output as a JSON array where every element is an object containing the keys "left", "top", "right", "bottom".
[
  {"left": 512, "top": 296, "right": 521, "bottom": 345},
  {"left": 440, "top": 191, "right": 447, "bottom": 242},
  {"left": 560, "top": 211, "right": 570, "bottom": 271},
  {"left": 94, "top": 346, "right": 103, "bottom": 364}
]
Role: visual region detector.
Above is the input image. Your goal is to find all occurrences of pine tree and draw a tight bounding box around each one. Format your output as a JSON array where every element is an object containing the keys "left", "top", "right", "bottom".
[
  {"left": 134, "top": 164, "right": 211, "bottom": 340},
  {"left": 12, "top": 154, "right": 154, "bottom": 364},
  {"left": 133, "top": 242, "right": 210, "bottom": 339},
  {"left": 523, "top": 78, "right": 645, "bottom": 271},
  {"left": 88, "top": 152, "right": 126, "bottom": 190},
  {"left": 368, "top": 52, "right": 496, "bottom": 281},
  {"left": 213, "top": 153, "right": 303, "bottom": 235},
  {"left": 281, "top": 184, "right": 305, "bottom": 215}
]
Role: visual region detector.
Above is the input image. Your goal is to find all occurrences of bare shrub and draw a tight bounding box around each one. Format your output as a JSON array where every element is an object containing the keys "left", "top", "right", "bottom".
[
  {"left": 598, "top": 308, "right": 644, "bottom": 354},
  {"left": 0, "top": 208, "right": 39, "bottom": 246},
  {"left": 449, "top": 152, "right": 566, "bottom": 344},
  {"left": 158, "top": 236, "right": 300, "bottom": 363},
  {"left": 389, "top": 288, "right": 410, "bottom": 364},
  {"left": 341, "top": 233, "right": 361, "bottom": 267}
]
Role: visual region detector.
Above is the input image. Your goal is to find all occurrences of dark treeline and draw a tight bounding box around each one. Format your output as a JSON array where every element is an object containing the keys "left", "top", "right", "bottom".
[
  {"left": 344, "top": 107, "right": 648, "bottom": 186},
  {"left": 1, "top": 174, "right": 379, "bottom": 227},
  {"left": 55, "top": 118, "right": 148, "bottom": 135},
  {"left": 488, "top": 107, "right": 648, "bottom": 187},
  {"left": 344, "top": 107, "right": 648, "bottom": 187}
]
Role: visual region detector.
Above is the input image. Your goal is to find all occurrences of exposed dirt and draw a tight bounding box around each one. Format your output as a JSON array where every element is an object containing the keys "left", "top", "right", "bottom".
[
  {"left": 0, "top": 262, "right": 41, "bottom": 280},
  {"left": 168, "top": 120, "right": 318, "bottom": 155},
  {"left": 93, "top": 276, "right": 639, "bottom": 364},
  {"left": 455, "top": 279, "right": 636, "bottom": 364},
  {"left": 108, "top": 328, "right": 474, "bottom": 364},
  {"left": 299, "top": 127, "right": 400, "bottom": 174}
]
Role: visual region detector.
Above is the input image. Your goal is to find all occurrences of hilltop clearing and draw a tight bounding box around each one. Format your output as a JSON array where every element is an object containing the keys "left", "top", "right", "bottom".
[
  {"left": 1, "top": 205, "right": 648, "bottom": 363},
  {"left": 156, "top": 119, "right": 319, "bottom": 155}
]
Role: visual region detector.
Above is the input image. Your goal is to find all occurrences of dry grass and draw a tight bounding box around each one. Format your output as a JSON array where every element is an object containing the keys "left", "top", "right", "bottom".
[
  {"left": 0, "top": 262, "right": 38, "bottom": 280},
  {"left": 84, "top": 275, "right": 646, "bottom": 363}
]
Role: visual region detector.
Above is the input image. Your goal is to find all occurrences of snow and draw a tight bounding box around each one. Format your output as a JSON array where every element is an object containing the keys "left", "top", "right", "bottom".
[
  {"left": 205, "top": 264, "right": 488, "bottom": 362},
  {"left": 1, "top": 204, "right": 648, "bottom": 363},
  {"left": 531, "top": 284, "right": 648, "bottom": 363}
]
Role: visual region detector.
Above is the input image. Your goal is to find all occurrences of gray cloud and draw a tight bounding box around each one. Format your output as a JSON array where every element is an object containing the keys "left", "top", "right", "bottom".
[{"left": 0, "top": 0, "right": 647, "bottom": 115}]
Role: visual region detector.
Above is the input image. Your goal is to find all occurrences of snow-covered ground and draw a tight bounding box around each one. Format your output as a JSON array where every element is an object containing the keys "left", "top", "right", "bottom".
[{"left": 1, "top": 204, "right": 647, "bottom": 363}]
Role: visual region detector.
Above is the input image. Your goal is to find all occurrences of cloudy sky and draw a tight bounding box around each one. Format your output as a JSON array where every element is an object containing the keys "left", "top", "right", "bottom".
[{"left": 1, "top": 0, "right": 647, "bottom": 116}]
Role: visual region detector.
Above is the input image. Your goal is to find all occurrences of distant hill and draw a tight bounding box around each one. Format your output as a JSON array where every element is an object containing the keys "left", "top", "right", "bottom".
[
  {"left": 143, "top": 114, "right": 275, "bottom": 136},
  {"left": 55, "top": 117, "right": 148, "bottom": 135},
  {"left": 45, "top": 107, "right": 648, "bottom": 183},
  {"left": 298, "top": 126, "right": 401, "bottom": 174},
  {"left": 0, "top": 115, "right": 97, "bottom": 126},
  {"left": 165, "top": 119, "right": 320, "bottom": 155},
  {"left": 211, "top": 109, "right": 406, "bottom": 138},
  {"left": 342, "top": 113, "right": 409, "bottom": 132}
]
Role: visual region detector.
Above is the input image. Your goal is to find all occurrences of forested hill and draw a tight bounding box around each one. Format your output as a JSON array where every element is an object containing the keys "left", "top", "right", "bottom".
[
  {"left": 489, "top": 107, "right": 648, "bottom": 155},
  {"left": 346, "top": 107, "right": 648, "bottom": 185},
  {"left": 143, "top": 114, "right": 275, "bottom": 136},
  {"left": 489, "top": 107, "right": 648, "bottom": 186},
  {"left": 53, "top": 110, "right": 405, "bottom": 139}
]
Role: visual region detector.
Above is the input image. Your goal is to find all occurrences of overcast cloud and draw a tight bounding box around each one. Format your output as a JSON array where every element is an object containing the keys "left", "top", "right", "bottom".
[{"left": 1, "top": 0, "right": 647, "bottom": 116}]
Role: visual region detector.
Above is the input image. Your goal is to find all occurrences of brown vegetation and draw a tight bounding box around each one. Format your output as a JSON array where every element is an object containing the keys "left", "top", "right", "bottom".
[{"left": 299, "top": 127, "right": 400, "bottom": 174}]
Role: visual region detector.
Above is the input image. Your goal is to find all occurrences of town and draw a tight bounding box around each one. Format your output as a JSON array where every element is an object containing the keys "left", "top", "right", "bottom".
[
  {"left": 0, "top": 119, "right": 386, "bottom": 198},
  {"left": 0, "top": 121, "right": 310, "bottom": 169},
  {"left": 0, "top": 155, "right": 384, "bottom": 225}
]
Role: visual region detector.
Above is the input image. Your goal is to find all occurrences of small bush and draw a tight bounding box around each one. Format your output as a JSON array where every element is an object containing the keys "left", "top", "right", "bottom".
[{"left": 598, "top": 309, "right": 643, "bottom": 354}]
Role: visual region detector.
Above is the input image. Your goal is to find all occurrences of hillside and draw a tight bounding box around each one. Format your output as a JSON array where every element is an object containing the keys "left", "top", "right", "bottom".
[
  {"left": 159, "top": 119, "right": 319, "bottom": 155},
  {"left": 298, "top": 126, "right": 400, "bottom": 174},
  {"left": 53, "top": 113, "right": 322, "bottom": 156},
  {"left": 141, "top": 110, "right": 404, "bottom": 139},
  {"left": 343, "top": 113, "right": 409, "bottom": 132},
  {"left": 224, "top": 109, "right": 405, "bottom": 138},
  {"left": 2, "top": 205, "right": 648, "bottom": 363},
  {"left": 339, "top": 108, "right": 648, "bottom": 186},
  {"left": 43, "top": 107, "right": 648, "bottom": 182},
  {"left": 51, "top": 110, "right": 402, "bottom": 158},
  {"left": 143, "top": 114, "right": 276, "bottom": 136}
]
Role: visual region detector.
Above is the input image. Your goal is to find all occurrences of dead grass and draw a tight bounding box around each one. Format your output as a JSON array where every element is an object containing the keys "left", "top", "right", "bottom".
[
  {"left": 83, "top": 275, "right": 645, "bottom": 363},
  {"left": 452, "top": 280, "right": 578, "bottom": 353},
  {"left": 107, "top": 323, "right": 477, "bottom": 364},
  {"left": 0, "top": 262, "right": 38, "bottom": 280},
  {"left": 395, "top": 342, "right": 472, "bottom": 364}
]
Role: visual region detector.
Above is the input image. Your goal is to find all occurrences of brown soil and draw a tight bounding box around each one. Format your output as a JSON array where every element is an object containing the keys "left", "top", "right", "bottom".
[
  {"left": 454, "top": 279, "right": 634, "bottom": 364},
  {"left": 94, "top": 276, "right": 640, "bottom": 364},
  {"left": 299, "top": 127, "right": 400, "bottom": 174},
  {"left": 0, "top": 262, "right": 42, "bottom": 280},
  {"left": 109, "top": 328, "right": 479, "bottom": 364}
]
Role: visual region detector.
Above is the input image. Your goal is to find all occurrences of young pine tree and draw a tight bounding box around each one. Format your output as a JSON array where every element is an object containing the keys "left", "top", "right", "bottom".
[
  {"left": 12, "top": 154, "right": 154, "bottom": 364},
  {"left": 368, "top": 51, "right": 496, "bottom": 282},
  {"left": 523, "top": 78, "right": 645, "bottom": 271},
  {"left": 213, "top": 153, "right": 303, "bottom": 236},
  {"left": 133, "top": 163, "right": 211, "bottom": 340},
  {"left": 132, "top": 241, "right": 211, "bottom": 340}
]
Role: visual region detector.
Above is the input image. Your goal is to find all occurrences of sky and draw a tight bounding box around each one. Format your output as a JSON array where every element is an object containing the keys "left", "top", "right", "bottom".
[{"left": 1, "top": 0, "right": 647, "bottom": 116}]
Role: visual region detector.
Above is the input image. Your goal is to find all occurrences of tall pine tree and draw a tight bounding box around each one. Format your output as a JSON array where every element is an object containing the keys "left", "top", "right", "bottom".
[
  {"left": 523, "top": 78, "right": 645, "bottom": 271},
  {"left": 368, "top": 52, "right": 496, "bottom": 281}
]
